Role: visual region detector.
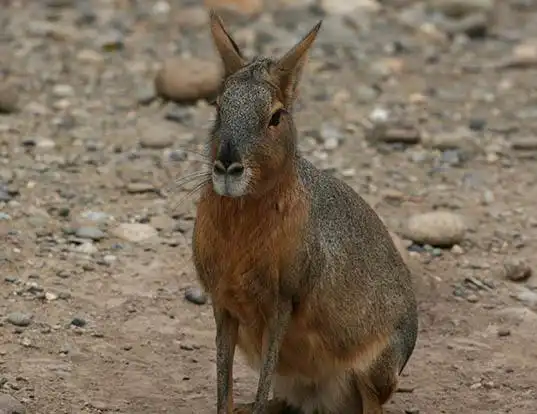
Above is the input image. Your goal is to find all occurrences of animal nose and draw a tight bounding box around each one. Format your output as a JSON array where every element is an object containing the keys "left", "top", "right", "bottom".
[
  {"left": 213, "top": 160, "right": 244, "bottom": 176},
  {"left": 214, "top": 140, "right": 243, "bottom": 176}
]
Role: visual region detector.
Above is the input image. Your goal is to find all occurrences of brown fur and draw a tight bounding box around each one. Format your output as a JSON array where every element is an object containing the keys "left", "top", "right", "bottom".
[
  {"left": 192, "top": 10, "right": 418, "bottom": 414},
  {"left": 195, "top": 171, "right": 307, "bottom": 322}
]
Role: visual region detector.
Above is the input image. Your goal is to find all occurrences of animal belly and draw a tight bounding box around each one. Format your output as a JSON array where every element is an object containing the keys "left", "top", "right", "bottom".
[
  {"left": 236, "top": 320, "right": 343, "bottom": 381},
  {"left": 277, "top": 329, "right": 341, "bottom": 379}
]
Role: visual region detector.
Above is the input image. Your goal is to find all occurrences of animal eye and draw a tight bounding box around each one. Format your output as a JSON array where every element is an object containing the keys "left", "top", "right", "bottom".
[{"left": 269, "top": 109, "right": 284, "bottom": 127}]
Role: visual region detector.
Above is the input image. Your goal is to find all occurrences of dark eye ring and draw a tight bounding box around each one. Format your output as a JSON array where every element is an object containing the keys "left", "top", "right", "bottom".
[{"left": 269, "top": 109, "right": 285, "bottom": 127}]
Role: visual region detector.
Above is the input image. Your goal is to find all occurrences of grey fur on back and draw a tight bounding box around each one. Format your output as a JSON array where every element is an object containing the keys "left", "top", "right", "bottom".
[{"left": 294, "top": 156, "right": 418, "bottom": 372}]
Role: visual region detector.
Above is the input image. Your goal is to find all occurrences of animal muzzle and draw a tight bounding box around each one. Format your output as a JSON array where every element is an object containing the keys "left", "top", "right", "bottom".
[
  {"left": 212, "top": 139, "right": 249, "bottom": 197},
  {"left": 213, "top": 139, "right": 244, "bottom": 177}
]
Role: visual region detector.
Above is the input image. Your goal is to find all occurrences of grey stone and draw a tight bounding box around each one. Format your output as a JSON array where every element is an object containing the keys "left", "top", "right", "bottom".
[{"left": 6, "top": 312, "right": 33, "bottom": 327}]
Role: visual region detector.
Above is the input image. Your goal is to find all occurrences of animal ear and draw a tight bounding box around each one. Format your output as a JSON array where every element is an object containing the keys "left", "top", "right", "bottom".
[
  {"left": 209, "top": 10, "right": 246, "bottom": 77},
  {"left": 271, "top": 20, "right": 322, "bottom": 109}
]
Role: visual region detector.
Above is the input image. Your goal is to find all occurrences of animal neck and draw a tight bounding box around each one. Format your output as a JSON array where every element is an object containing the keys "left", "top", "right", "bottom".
[{"left": 200, "top": 158, "right": 301, "bottom": 223}]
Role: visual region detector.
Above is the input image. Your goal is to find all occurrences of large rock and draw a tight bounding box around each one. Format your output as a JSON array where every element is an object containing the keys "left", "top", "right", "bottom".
[
  {"left": 154, "top": 58, "right": 221, "bottom": 104},
  {"left": 402, "top": 211, "right": 467, "bottom": 248},
  {"left": 110, "top": 223, "right": 158, "bottom": 243}
]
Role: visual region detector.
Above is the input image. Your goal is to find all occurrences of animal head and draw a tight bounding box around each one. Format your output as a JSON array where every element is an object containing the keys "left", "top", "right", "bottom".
[{"left": 207, "top": 11, "right": 322, "bottom": 198}]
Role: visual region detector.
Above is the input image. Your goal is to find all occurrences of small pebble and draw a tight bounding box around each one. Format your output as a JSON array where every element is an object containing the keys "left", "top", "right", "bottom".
[
  {"left": 76, "top": 49, "right": 103, "bottom": 64},
  {"left": 0, "top": 84, "right": 19, "bottom": 114},
  {"left": 103, "top": 255, "right": 117, "bottom": 264},
  {"left": 319, "top": 123, "right": 343, "bottom": 150},
  {"left": 75, "top": 226, "right": 106, "bottom": 241},
  {"left": 52, "top": 84, "right": 74, "bottom": 98},
  {"left": 431, "top": 248, "right": 443, "bottom": 257},
  {"left": 482, "top": 190, "right": 495, "bottom": 205},
  {"left": 184, "top": 286, "right": 208, "bottom": 305},
  {"left": 341, "top": 168, "right": 356, "bottom": 177},
  {"left": 323, "top": 137, "right": 339, "bottom": 151},
  {"left": 433, "top": 0, "right": 495, "bottom": 18},
  {"left": 468, "top": 118, "right": 486, "bottom": 131},
  {"left": 6, "top": 312, "right": 33, "bottom": 327},
  {"left": 428, "top": 131, "right": 468, "bottom": 151},
  {"left": 99, "top": 30, "right": 124, "bottom": 51},
  {"left": 511, "top": 137, "right": 537, "bottom": 151},
  {"left": 369, "top": 107, "right": 389, "bottom": 123},
  {"left": 57, "top": 270, "right": 71, "bottom": 279},
  {"left": 164, "top": 106, "right": 193, "bottom": 124},
  {"left": 319, "top": 0, "right": 380, "bottom": 15},
  {"left": 126, "top": 182, "right": 157, "bottom": 194},
  {"left": 497, "top": 328, "right": 511, "bottom": 337},
  {"left": 36, "top": 138, "right": 56, "bottom": 149},
  {"left": 441, "top": 13, "right": 490, "bottom": 39},
  {"left": 502, "top": 258, "right": 532, "bottom": 282},
  {"left": 46, "top": 0, "right": 73, "bottom": 8},
  {"left": 80, "top": 211, "right": 109, "bottom": 222},
  {"left": 70, "top": 317, "right": 87, "bottom": 327},
  {"left": 466, "top": 294, "right": 479, "bottom": 303},
  {"left": 451, "top": 244, "right": 464, "bottom": 255},
  {"left": 76, "top": 2, "right": 97, "bottom": 25},
  {"left": 53, "top": 99, "right": 71, "bottom": 110},
  {"left": 165, "top": 149, "right": 188, "bottom": 162},
  {"left": 140, "top": 133, "right": 173, "bottom": 150},
  {"left": 137, "top": 84, "right": 157, "bottom": 106},
  {"left": 0, "top": 212, "right": 11, "bottom": 220},
  {"left": 367, "top": 124, "right": 421, "bottom": 145}
]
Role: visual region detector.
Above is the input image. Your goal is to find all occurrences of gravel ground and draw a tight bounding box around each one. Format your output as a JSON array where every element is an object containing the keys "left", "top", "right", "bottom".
[{"left": 1, "top": 0, "right": 537, "bottom": 413}]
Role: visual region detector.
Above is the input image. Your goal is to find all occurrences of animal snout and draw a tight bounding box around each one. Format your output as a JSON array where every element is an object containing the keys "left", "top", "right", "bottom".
[
  {"left": 214, "top": 140, "right": 244, "bottom": 176},
  {"left": 213, "top": 160, "right": 244, "bottom": 176}
]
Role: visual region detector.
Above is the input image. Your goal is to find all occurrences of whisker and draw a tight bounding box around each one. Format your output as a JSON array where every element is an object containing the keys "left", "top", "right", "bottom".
[
  {"left": 167, "top": 171, "right": 211, "bottom": 193},
  {"left": 169, "top": 178, "right": 210, "bottom": 213},
  {"left": 174, "top": 170, "right": 211, "bottom": 185}
]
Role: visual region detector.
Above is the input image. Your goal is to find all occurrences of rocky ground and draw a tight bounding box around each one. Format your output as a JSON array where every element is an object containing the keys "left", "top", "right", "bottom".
[{"left": 1, "top": 0, "right": 537, "bottom": 413}]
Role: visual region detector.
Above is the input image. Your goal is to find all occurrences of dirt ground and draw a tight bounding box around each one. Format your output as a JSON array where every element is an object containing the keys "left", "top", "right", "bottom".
[{"left": 1, "top": 0, "right": 537, "bottom": 413}]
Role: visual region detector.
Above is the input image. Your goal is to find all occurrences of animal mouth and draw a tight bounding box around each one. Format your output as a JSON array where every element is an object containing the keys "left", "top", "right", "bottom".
[{"left": 211, "top": 167, "right": 250, "bottom": 198}]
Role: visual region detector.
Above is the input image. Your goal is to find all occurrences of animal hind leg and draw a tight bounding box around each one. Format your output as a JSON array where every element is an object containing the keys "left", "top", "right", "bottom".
[
  {"left": 297, "top": 372, "right": 382, "bottom": 414},
  {"left": 352, "top": 374, "right": 385, "bottom": 414},
  {"left": 352, "top": 345, "right": 401, "bottom": 414}
]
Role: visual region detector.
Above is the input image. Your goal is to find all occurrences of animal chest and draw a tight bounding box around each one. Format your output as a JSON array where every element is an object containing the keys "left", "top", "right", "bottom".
[{"left": 193, "top": 214, "right": 281, "bottom": 325}]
